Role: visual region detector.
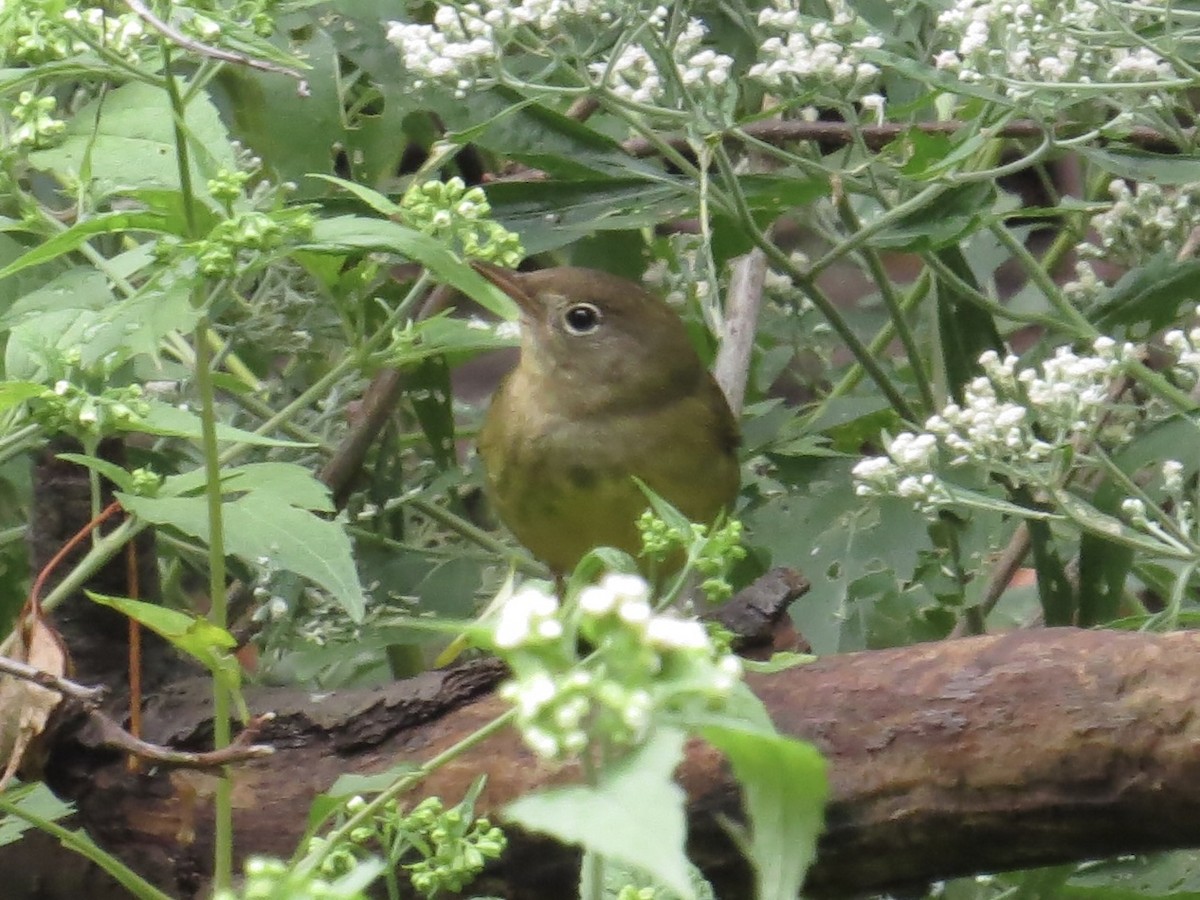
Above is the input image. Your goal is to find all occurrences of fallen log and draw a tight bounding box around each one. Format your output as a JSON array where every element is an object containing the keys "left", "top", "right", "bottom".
[{"left": 9, "top": 627, "right": 1200, "bottom": 898}]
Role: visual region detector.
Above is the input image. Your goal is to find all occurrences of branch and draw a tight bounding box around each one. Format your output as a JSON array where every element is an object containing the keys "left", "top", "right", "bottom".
[
  {"left": 25, "top": 628, "right": 1200, "bottom": 899},
  {"left": 0, "top": 655, "right": 105, "bottom": 706}
]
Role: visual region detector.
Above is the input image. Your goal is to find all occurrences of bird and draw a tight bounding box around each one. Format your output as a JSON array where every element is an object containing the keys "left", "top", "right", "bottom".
[{"left": 473, "top": 262, "right": 740, "bottom": 575}]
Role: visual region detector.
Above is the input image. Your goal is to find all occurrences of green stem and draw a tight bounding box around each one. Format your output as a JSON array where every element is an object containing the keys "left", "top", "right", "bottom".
[
  {"left": 40, "top": 519, "right": 141, "bottom": 613},
  {"left": 988, "top": 221, "right": 1095, "bottom": 334},
  {"left": 807, "top": 183, "right": 949, "bottom": 279},
  {"left": 195, "top": 318, "right": 234, "bottom": 890},
  {"left": 834, "top": 194, "right": 936, "bottom": 412},
  {"left": 407, "top": 497, "right": 544, "bottom": 576},
  {"left": 0, "top": 793, "right": 174, "bottom": 900},
  {"left": 296, "top": 709, "right": 516, "bottom": 876},
  {"left": 0, "top": 423, "right": 41, "bottom": 466},
  {"left": 217, "top": 272, "right": 433, "bottom": 467},
  {"left": 703, "top": 144, "right": 916, "bottom": 418},
  {"left": 820, "top": 270, "right": 932, "bottom": 410}
]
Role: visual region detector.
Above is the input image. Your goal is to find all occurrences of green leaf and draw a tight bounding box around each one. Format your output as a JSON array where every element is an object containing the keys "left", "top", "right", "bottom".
[
  {"left": 0, "top": 782, "right": 73, "bottom": 848},
  {"left": 409, "top": 357, "right": 456, "bottom": 470},
  {"left": 505, "top": 727, "right": 696, "bottom": 900},
  {"left": 117, "top": 493, "right": 368, "bottom": 622},
  {"left": 742, "top": 652, "right": 818, "bottom": 675},
  {"left": 872, "top": 182, "right": 995, "bottom": 252},
  {"left": 1091, "top": 254, "right": 1200, "bottom": 331},
  {"left": 56, "top": 453, "right": 137, "bottom": 493},
  {"left": 934, "top": 245, "right": 1004, "bottom": 404},
  {"left": 1051, "top": 487, "right": 1193, "bottom": 561},
  {"left": 699, "top": 721, "right": 827, "bottom": 900},
  {"left": 220, "top": 462, "right": 336, "bottom": 512},
  {"left": 1077, "top": 146, "right": 1200, "bottom": 185},
  {"left": 440, "top": 85, "right": 661, "bottom": 180},
  {"left": 28, "top": 81, "right": 237, "bottom": 199},
  {"left": 486, "top": 178, "right": 695, "bottom": 254},
  {"left": 307, "top": 175, "right": 402, "bottom": 216},
  {"left": 305, "top": 216, "right": 519, "bottom": 319},
  {"left": 133, "top": 402, "right": 314, "bottom": 448},
  {"left": 0, "top": 211, "right": 172, "bottom": 281},
  {"left": 1064, "top": 851, "right": 1200, "bottom": 897},
  {"left": 0, "top": 381, "right": 45, "bottom": 413},
  {"left": 87, "top": 592, "right": 245, "bottom": 715}
]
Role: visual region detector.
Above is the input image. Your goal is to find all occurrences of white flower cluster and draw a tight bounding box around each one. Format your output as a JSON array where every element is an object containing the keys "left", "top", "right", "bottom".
[
  {"left": 932, "top": 0, "right": 1177, "bottom": 104},
  {"left": 389, "top": 2, "right": 735, "bottom": 110},
  {"left": 495, "top": 574, "right": 742, "bottom": 761},
  {"left": 589, "top": 12, "right": 734, "bottom": 107},
  {"left": 1085, "top": 180, "right": 1200, "bottom": 265},
  {"left": 748, "top": 1, "right": 883, "bottom": 101},
  {"left": 1065, "top": 180, "right": 1200, "bottom": 306},
  {"left": 1121, "top": 459, "right": 1195, "bottom": 557},
  {"left": 854, "top": 338, "right": 1132, "bottom": 512},
  {"left": 1164, "top": 309, "right": 1200, "bottom": 385},
  {"left": 387, "top": 5, "right": 500, "bottom": 96}
]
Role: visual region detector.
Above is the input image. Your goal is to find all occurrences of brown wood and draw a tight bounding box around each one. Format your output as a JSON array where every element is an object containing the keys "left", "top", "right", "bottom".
[{"left": 9, "top": 627, "right": 1200, "bottom": 898}]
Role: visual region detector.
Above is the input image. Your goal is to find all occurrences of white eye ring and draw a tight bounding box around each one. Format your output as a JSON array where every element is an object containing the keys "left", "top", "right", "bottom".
[{"left": 562, "top": 302, "right": 602, "bottom": 335}]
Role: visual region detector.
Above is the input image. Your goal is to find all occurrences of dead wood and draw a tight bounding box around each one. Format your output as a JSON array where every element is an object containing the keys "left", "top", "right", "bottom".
[{"left": 6, "top": 627, "right": 1200, "bottom": 899}]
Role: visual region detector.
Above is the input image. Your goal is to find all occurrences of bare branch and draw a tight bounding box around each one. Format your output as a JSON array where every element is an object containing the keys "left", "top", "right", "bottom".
[{"left": 0, "top": 654, "right": 105, "bottom": 706}]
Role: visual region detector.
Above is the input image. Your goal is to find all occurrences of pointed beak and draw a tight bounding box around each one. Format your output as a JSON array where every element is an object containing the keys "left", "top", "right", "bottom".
[{"left": 470, "top": 260, "right": 536, "bottom": 316}]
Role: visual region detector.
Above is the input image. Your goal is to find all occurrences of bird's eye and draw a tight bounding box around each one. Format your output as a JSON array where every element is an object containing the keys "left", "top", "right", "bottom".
[{"left": 562, "top": 302, "right": 602, "bottom": 335}]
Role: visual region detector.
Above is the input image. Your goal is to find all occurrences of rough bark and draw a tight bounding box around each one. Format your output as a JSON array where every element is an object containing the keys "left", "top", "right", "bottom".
[{"left": 9, "top": 627, "right": 1200, "bottom": 899}]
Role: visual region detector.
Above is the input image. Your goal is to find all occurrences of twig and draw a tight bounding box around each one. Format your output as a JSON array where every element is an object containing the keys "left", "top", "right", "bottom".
[
  {"left": 28, "top": 501, "right": 122, "bottom": 613},
  {"left": 713, "top": 247, "right": 767, "bottom": 418},
  {"left": 0, "top": 655, "right": 106, "bottom": 706},
  {"left": 123, "top": 0, "right": 309, "bottom": 88},
  {"left": 950, "top": 524, "right": 1031, "bottom": 639},
  {"left": 89, "top": 708, "right": 276, "bottom": 768}
]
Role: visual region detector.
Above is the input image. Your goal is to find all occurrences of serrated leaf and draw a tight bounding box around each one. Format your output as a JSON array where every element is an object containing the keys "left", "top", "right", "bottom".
[
  {"left": 505, "top": 727, "right": 695, "bottom": 900},
  {"left": 221, "top": 462, "right": 336, "bottom": 512},
  {"left": 117, "top": 493, "right": 367, "bottom": 622},
  {"left": 0, "top": 782, "right": 73, "bottom": 848},
  {"left": 700, "top": 721, "right": 827, "bottom": 900}
]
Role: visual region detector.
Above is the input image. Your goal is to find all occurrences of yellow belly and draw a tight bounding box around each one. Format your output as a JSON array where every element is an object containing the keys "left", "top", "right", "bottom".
[{"left": 479, "top": 378, "right": 739, "bottom": 574}]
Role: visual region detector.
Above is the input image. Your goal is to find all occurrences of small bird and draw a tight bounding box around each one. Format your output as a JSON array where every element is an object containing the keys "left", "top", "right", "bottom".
[{"left": 474, "top": 262, "right": 740, "bottom": 575}]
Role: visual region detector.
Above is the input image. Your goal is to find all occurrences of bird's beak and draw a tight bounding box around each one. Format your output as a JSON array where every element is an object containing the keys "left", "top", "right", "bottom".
[{"left": 470, "top": 260, "right": 536, "bottom": 316}]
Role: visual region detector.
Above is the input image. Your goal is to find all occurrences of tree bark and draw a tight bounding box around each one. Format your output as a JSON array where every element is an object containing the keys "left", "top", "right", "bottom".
[{"left": 10, "top": 627, "right": 1200, "bottom": 899}]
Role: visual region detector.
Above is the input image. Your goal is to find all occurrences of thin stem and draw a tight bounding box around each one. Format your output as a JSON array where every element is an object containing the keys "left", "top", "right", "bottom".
[
  {"left": 218, "top": 273, "right": 433, "bottom": 467},
  {"left": 195, "top": 317, "right": 234, "bottom": 890},
  {"left": 706, "top": 144, "right": 917, "bottom": 419},
  {"left": 0, "top": 792, "right": 175, "bottom": 900},
  {"left": 834, "top": 194, "right": 936, "bottom": 412},
  {"left": 296, "top": 709, "right": 516, "bottom": 877},
  {"left": 988, "top": 220, "right": 1095, "bottom": 334},
  {"left": 807, "top": 183, "right": 950, "bottom": 279},
  {"left": 407, "top": 497, "right": 545, "bottom": 576},
  {"left": 38, "top": 520, "right": 141, "bottom": 614},
  {"left": 0, "top": 423, "right": 42, "bottom": 466}
]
